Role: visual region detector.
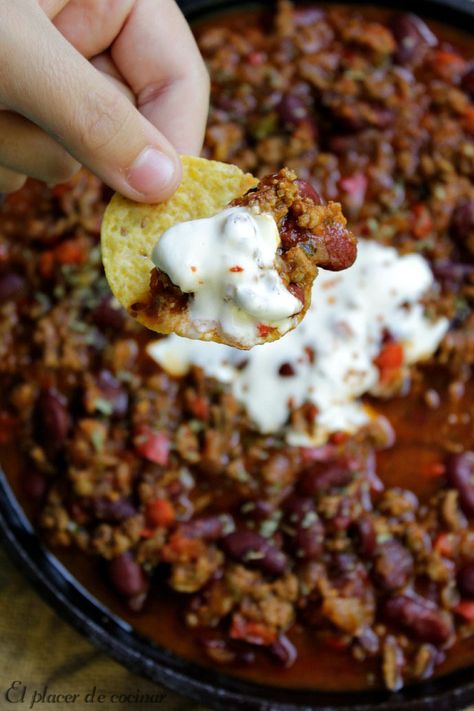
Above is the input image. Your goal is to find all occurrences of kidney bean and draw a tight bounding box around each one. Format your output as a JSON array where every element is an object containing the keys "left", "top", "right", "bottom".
[
  {"left": 278, "top": 93, "right": 308, "bottom": 126},
  {"left": 38, "top": 388, "right": 70, "bottom": 447},
  {"left": 457, "top": 563, "right": 474, "bottom": 598},
  {"left": 299, "top": 459, "right": 353, "bottom": 495},
  {"left": 294, "top": 519, "right": 324, "bottom": 560},
  {"left": 374, "top": 540, "right": 414, "bottom": 591},
  {"left": 108, "top": 552, "right": 148, "bottom": 598},
  {"left": 96, "top": 370, "right": 129, "bottom": 418},
  {"left": 445, "top": 452, "right": 474, "bottom": 517},
  {"left": 201, "top": 636, "right": 256, "bottom": 666},
  {"left": 0, "top": 271, "right": 25, "bottom": 303},
  {"left": 21, "top": 470, "right": 47, "bottom": 500},
  {"left": 352, "top": 515, "right": 377, "bottom": 557},
  {"left": 92, "top": 295, "right": 126, "bottom": 330},
  {"left": 221, "top": 529, "right": 287, "bottom": 576},
  {"left": 270, "top": 634, "right": 297, "bottom": 668},
  {"left": 450, "top": 200, "right": 474, "bottom": 247},
  {"left": 383, "top": 594, "right": 453, "bottom": 645},
  {"left": 432, "top": 261, "right": 473, "bottom": 291},
  {"left": 284, "top": 496, "right": 324, "bottom": 560},
  {"left": 180, "top": 514, "right": 233, "bottom": 541},
  {"left": 92, "top": 496, "right": 136, "bottom": 522},
  {"left": 296, "top": 179, "right": 323, "bottom": 205},
  {"left": 390, "top": 13, "right": 437, "bottom": 64}
]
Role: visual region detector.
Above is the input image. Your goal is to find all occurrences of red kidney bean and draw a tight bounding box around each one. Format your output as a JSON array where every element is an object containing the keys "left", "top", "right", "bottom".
[
  {"left": 432, "top": 261, "right": 473, "bottom": 291},
  {"left": 221, "top": 529, "right": 287, "bottom": 576},
  {"left": 92, "top": 497, "right": 136, "bottom": 522},
  {"left": 0, "top": 271, "right": 25, "bottom": 303},
  {"left": 38, "top": 388, "right": 70, "bottom": 447},
  {"left": 108, "top": 552, "right": 148, "bottom": 598},
  {"left": 299, "top": 458, "right": 353, "bottom": 495},
  {"left": 445, "top": 452, "right": 474, "bottom": 517},
  {"left": 383, "top": 594, "right": 453, "bottom": 645},
  {"left": 201, "top": 635, "right": 256, "bottom": 666},
  {"left": 270, "top": 634, "right": 297, "bottom": 667},
  {"left": 296, "top": 179, "right": 323, "bottom": 205},
  {"left": 21, "top": 470, "right": 47, "bottom": 500},
  {"left": 96, "top": 370, "right": 129, "bottom": 418},
  {"left": 390, "top": 13, "right": 437, "bottom": 64},
  {"left": 450, "top": 200, "right": 474, "bottom": 248},
  {"left": 457, "top": 563, "right": 474, "bottom": 598},
  {"left": 92, "top": 295, "right": 126, "bottom": 330},
  {"left": 374, "top": 540, "right": 414, "bottom": 591},
  {"left": 284, "top": 496, "right": 324, "bottom": 560},
  {"left": 312, "top": 221, "right": 358, "bottom": 271},
  {"left": 352, "top": 515, "right": 377, "bottom": 557},
  {"left": 180, "top": 514, "right": 233, "bottom": 541},
  {"left": 278, "top": 93, "right": 308, "bottom": 126}
]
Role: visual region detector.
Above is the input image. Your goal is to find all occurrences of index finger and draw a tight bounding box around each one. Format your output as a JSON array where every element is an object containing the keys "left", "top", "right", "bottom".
[{"left": 110, "top": 0, "right": 209, "bottom": 155}]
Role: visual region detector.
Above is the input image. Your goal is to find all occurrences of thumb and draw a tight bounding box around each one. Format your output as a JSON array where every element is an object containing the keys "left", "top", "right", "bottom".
[{"left": 0, "top": 1, "right": 181, "bottom": 202}]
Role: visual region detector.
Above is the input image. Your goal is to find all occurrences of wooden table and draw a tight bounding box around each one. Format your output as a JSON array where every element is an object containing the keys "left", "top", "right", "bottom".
[{"left": 0, "top": 547, "right": 207, "bottom": 711}]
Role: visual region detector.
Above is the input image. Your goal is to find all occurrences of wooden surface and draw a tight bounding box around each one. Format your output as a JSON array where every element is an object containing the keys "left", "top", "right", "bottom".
[{"left": 0, "top": 547, "right": 208, "bottom": 711}]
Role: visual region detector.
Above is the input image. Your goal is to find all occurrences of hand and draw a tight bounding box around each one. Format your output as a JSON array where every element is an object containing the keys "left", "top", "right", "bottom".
[{"left": 0, "top": 0, "right": 209, "bottom": 201}]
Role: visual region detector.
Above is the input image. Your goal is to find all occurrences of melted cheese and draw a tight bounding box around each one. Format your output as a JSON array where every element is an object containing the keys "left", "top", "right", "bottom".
[
  {"left": 151, "top": 207, "right": 302, "bottom": 346},
  {"left": 148, "top": 240, "right": 449, "bottom": 445}
]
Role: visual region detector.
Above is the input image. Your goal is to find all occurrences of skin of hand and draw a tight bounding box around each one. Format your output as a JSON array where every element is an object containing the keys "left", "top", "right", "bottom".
[{"left": 0, "top": 0, "right": 210, "bottom": 201}]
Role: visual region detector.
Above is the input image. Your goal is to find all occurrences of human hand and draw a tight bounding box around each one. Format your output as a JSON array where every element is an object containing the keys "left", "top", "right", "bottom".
[{"left": 0, "top": 0, "right": 209, "bottom": 201}]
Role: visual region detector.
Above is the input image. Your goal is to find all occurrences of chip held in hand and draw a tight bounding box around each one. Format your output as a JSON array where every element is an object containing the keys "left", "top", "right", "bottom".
[{"left": 101, "top": 155, "right": 357, "bottom": 349}]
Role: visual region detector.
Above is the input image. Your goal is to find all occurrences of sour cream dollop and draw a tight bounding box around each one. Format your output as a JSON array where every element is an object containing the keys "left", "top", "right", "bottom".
[
  {"left": 148, "top": 240, "right": 449, "bottom": 445},
  {"left": 151, "top": 207, "right": 302, "bottom": 347}
]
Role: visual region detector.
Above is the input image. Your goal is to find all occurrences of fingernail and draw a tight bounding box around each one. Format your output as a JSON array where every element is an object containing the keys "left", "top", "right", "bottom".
[{"left": 127, "top": 147, "right": 176, "bottom": 197}]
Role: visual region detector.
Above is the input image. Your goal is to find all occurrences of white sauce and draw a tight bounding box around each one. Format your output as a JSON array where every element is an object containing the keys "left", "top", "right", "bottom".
[
  {"left": 148, "top": 240, "right": 449, "bottom": 445},
  {"left": 151, "top": 207, "right": 302, "bottom": 346}
]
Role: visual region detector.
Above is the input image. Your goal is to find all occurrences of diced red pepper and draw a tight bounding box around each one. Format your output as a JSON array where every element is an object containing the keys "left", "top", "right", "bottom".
[
  {"left": 330, "top": 431, "right": 349, "bottom": 445},
  {"left": 411, "top": 204, "right": 433, "bottom": 239},
  {"left": 162, "top": 531, "right": 202, "bottom": 560},
  {"left": 434, "top": 533, "right": 455, "bottom": 558},
  {"left": 339, "top": 172, "right": 368, "bottom": 213},
  {"left": 51, "top": 184, "right": 70, "bottom": 198},
  {"left": 374, "top": 342, "right": 404, "bottom": 382},
  {"left": 247, "top": 51, "right": 265, "bottom": 66},
  {"left": 146, "top": 498, "right": 176, "bottom": 528},
  {"left": 454, "top": 600, "right": 474, "bottom": 622},
  {"left": 257, "top": 323, "right": 272, "bottom": 338},
  {"left": 229, "top": 265, "right": 244, "bottom": 272},
  {"left": 421, "top": 461, "right": 446, "bottom": 478},
  {"left": 230, "top": 615, "right": 277, "bottom": 646},
  {"left": 139, "top": 527, "right": 156, "bottom": 539},
  {"left": 54, "top": 239, "right": 87, "bottom": 265},
  {"left": 134, "top": 426, "right": 170, "bottom": 465},
  {"left": 187, "top": 393, "right": 210, "bottom": 421},
  {"left": 431, "top": 50, "right": 466, "bottom": 82}
]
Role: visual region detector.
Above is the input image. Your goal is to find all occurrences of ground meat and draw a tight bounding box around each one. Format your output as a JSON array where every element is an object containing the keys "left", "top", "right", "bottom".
[
  {"left": 0, "top": 0, "right": 473, "bottom": 695},
  {"left": 231, "top": 167, "right": 357, "bottom": 271}
]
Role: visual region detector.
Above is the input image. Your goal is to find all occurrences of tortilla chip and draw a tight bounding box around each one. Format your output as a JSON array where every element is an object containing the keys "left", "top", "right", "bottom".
[{"left": 101, "top": 155, "right": 258, "bottom": 341}]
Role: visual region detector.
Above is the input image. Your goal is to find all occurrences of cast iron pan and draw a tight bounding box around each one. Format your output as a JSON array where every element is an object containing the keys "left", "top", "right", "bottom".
[{"left": 1, "top": 1, "right": 474, "bottom": 709}]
